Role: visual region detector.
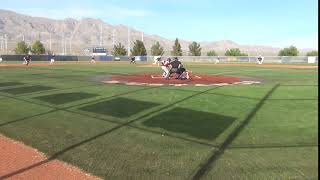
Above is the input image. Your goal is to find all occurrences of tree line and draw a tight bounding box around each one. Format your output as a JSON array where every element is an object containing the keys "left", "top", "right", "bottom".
[{"left": 14, "top": 39, "right": 318, "bottom": 56}]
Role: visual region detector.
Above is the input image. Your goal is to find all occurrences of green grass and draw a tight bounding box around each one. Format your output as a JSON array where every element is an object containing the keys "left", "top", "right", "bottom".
[
  {"left": 0, "top": 61, "right": 317, "bottom": 179},
  {"left": 34, "top": 92, "right": 99, "bottom": 105},
  {"left": 203, "top": 147, "right": 318, "bottom": 180},
  {"left": 0, "top": 81, "right": 24, "bottom": 87},
  {"left": 0, "top": 85, "right": 54, "bottom": 95},
  {"left": 80, "top": 97, "right": 160, "bottom": 118},
  {"left": 143, "top": 107, "right": 236, "bottom": 140}
]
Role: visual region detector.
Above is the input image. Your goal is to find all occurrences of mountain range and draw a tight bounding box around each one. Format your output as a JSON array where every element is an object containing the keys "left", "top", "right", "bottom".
[{"left": 0, "top": 9, "right": 314, "bottom": 55}]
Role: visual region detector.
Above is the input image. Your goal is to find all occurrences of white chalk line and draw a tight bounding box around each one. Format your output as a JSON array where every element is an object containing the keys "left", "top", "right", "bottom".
[{"left": 151, "top": 75, "right": 164, "bottom": 79}]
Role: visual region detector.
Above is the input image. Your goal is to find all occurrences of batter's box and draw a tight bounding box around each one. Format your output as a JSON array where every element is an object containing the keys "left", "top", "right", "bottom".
[
  {"left": 79, "top": 97, "right": 160, "bottom": 118},
  {"left": 34, "top": 92, "right": 99, "bottom": 105},
  {"left": 143, "top": 107, "right": 236, "bottom": 140},
  {"left": 0, "top": 82, "right": 24, "bottom": 87},
  {"left": 0, "top": 85, "right": 54, "bottom": 95}
]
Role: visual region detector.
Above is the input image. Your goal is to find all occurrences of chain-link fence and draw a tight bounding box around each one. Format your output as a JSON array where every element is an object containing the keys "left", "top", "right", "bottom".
[
  {"left": 1, "top": 54, "right": 318, "bottom": 64},
  {"left": 146, "top": 56, "right": 318, "bottom": 64}
]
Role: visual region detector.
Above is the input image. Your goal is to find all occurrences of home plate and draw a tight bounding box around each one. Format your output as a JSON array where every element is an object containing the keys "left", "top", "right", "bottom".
[{"left": 194, "top": 76, "right": 202, "bottom": 79}]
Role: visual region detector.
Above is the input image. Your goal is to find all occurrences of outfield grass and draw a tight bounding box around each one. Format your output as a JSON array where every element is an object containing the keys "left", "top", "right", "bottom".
[{"left": 0, "top": 61, "right": 318, "bottom": 179}]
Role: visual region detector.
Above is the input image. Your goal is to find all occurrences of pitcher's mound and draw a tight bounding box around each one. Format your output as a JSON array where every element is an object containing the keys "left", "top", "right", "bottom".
[{"left": 101, "top": 73, "right": 261, "bottom": 87}]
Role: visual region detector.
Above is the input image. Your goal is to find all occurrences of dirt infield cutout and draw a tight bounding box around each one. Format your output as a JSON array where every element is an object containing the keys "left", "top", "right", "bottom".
[
  {"left": 34, "top": 92, "right": 99, "bottom": 105},
  {"left": 0, "top": 85, "right": 54, "bottom": 95},
  {"left": 0, "top": 135, "right": 100, "bottom": 180},
  {"left": 79, "top": 97, "right": 160, "bottom": 118}
]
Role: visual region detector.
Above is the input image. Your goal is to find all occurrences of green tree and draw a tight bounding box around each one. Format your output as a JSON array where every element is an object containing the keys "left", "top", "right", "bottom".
[
  {"left": 207, "top": 50, "right": 217, "bottom": 56},
  {"left": 278, "top": 46, "right": 299, "bottom": 56},
  {"left": 171, "top": 38, "right": 183, "bottom": 56},
  {"left": 306, "top": 50, "right": 318, "bottom": 56},
  {"left": 112, "top": 43, "right": 127, "bottom": 56},
  {"left": 14, "top": 41, "right": 29, "bottom": 54},
  {"left": 225, "top": 48, "right": 248, "bottom": 56},
  {"left": 31, "top": 40, "right": 46, "bottom": 55},
  {"left": 188, "top": 41, "right": 202, "bottom": 56},
  {"left": 130, "top": 40, "right": 147, "bottom": 56},
  {"left": 151, "top": 41, "right": 164, "bottom": 56}
]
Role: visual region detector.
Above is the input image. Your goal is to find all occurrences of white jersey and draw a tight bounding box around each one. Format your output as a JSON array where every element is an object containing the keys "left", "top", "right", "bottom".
[
  {"left": 161, "top": 60, "right": 170, "bottom": 67},
  {"left": 153, "top": 56, "right": 162, "bottom": 65}
]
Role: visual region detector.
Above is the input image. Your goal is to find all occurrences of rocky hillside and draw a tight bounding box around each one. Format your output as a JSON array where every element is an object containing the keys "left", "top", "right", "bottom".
[{"left": 0, "top": 9, "right": 312, "bottom": 55}]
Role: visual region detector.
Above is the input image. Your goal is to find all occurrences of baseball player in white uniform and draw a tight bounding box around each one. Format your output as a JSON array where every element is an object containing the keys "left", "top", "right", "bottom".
[
  {"left": 215, "top": 56, "right": 220, "bottom": 64},
  {"left": 161, "top": 58, "right": 171, "bottom": 80},
  {"left": 50, "top": 53, "right": 55, "bottom": 65},
  {"left": 153, "top": 56, "right": 162, "bottom": 66},
  {"left": 257, "top": 55, "right": 264, "bottom": 64}
]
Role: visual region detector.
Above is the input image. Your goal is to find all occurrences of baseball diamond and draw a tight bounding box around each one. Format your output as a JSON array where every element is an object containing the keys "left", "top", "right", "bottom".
[
  {"left": 0, "top": 60, "right": 317, "bottom": 180},
  {"left": 0, "top": 1, "right": 318, "bottom": 178}
]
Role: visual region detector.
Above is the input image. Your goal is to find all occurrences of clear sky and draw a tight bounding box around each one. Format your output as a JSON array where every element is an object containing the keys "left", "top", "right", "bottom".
[{"left": 1, "top": 0, "right": 318, "bottom": 49}]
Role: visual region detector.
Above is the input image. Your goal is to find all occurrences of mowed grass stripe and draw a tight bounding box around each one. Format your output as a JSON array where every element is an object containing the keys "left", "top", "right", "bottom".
[
  {"left": 79, "top": 97, "right": 160, "bottom": 118},
  {"left": 34, "top": 92, "right": 100, "bottom": 105},
  {"left": 0, "top": 85, "right": 54, "bottom": 95},
  {"left": 143, "top": 107, "right": 236, "bottom": 140},
  {"left": 0, "top": 82, "right": 24, "bottom": 87}
]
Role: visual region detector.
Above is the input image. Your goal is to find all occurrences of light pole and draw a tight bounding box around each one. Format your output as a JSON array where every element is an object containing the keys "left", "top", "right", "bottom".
[
  {"left": 4, "top": 34, "right": 7, "bottom": 54},
  {"left": 141, "top": 31, "right": 144, "bottom": 42},
  {"left": 49, "top": 33, "right": 52, "bottom": 52},
  {"left": 0, "top": 35, "right": 3, "bottom": 52},
  {"left": 127, "top": 26, "right": 130, "bottom": 56},
  {"left": 112, "top": 29, "right": 115, "bottom": 47}
]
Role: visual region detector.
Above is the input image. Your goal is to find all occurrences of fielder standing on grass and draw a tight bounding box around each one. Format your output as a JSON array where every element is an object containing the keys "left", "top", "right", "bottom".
[
  {"left": 91, "top": 54, "right": 96, "bottom": 63},
  {"left": 215, "top": 56, "right": 220, "bottom": 64},
  {"left": 23, "top": 54, "right": 31, "bottom": 66},
  {"left": 0, "top": 55, "right": 3, "bottom": 63},
  {"left": 49, "top": 52, "right": 55, "bottom": 65},
  {"left": 130, "top": 56, "right": 136, "bottom": 64},
  {"left": 257, "top": 55, "right": 264, "bottom": 64}
]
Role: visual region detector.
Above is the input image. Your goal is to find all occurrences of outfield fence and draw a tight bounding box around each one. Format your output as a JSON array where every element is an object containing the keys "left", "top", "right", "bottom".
[
  {"left": 148, "top": 56, "right": 318, "bottom": 64},
  {"left": 0, "top": 55, "right": 318, "bottom": 64}
]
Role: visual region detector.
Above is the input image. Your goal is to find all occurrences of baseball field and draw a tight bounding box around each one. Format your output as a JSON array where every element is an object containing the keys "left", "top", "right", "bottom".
[{"left": 0, "top": 61, "right": 318, "bottom": 179}]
